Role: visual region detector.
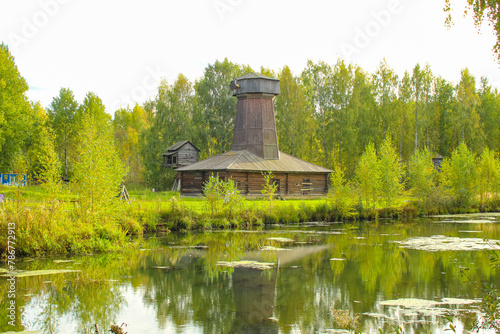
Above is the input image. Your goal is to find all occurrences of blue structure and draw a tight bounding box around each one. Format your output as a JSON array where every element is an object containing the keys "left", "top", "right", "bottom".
[{"left": 0, "top": 174, "right": 27, "bottom": 187}]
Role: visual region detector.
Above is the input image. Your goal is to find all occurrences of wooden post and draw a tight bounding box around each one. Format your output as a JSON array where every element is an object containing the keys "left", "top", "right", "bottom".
[{"left": 246, "top": 172, "right": 250, "bottom": 194}]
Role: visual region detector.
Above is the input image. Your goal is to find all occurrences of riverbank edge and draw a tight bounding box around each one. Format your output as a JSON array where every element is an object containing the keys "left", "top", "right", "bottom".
[{"left": 2, "top": 196, "right": 499, "bottom": 259}]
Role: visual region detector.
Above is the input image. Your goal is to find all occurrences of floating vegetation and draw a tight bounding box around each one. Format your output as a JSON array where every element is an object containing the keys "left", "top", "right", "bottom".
[
  {"left": 394, "top": 235, "right": 500, "bottom": 251},
  {"left": 0, "top": 269, "right": 81, "bottom": 278},
  {"left": 266, "top": 237, "right": 295, "bottom": 243},
  {"left": 216, "top": 260, "right": 275, "bottom": 270},
  {"left": 376, "top": 297, "right": 480, "bottom": 319},
  {"left": 441, "top": 298, "right": 480, "bottom": 305},
  {"left": 259, "top": 246, "right": 290, "bottom": 251},
  {"left": 379, "top": 298, "right": 440, "bottom": 308},
  {"left": 435, "top": 219, "right": 494, "bottom": 224},
  {"left": 432, "top": 213, "right": 500, "bottom": 219},
  {"left": 167, "top": 245, "right": 209, "bottom": 249}
]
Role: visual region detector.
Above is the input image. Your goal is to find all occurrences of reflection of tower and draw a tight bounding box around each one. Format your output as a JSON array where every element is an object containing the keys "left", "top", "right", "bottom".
[{"left": 229, "top": 267, "right": 279, "bottom": 334}]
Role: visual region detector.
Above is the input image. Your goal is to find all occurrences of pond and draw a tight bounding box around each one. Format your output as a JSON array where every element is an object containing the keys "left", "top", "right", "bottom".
[{"left": 2, "top": 214, "right": 500, "bottom": 334}]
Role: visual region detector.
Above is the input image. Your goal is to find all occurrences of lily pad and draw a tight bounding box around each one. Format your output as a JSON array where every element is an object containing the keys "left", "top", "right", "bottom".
[
  {"left": 216, "top": 261, "right": 275, "bottom": 270},
  {"left": 0, "top": 269, "right": 81, "bottom": 278},
  {"left": 394, "top": 235, "right": 500, "bottom": 251}
]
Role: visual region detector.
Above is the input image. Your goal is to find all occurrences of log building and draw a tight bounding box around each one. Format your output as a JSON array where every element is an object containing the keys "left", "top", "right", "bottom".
[{"left": 176, "top": 72, "right": 331, "bottom": 196}]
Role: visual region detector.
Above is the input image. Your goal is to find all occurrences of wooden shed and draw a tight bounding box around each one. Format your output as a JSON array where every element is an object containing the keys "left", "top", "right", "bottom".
[
  {"left": 176, "top": 73, "right": 331, "bottom": 196},
  {"left": 162, "top": 140, "right": 200, "bottom": 169}
]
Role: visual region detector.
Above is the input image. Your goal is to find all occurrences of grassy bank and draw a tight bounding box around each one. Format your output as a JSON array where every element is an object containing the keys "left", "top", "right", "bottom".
[{"left": 1, "top": 184, "right": 499, "bottom": 258}]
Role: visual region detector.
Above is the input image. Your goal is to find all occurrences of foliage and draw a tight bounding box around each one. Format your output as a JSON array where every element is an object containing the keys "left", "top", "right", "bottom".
[
  {"left": 71, "top": 93, "right": 127, "bottom": 220},
  {"left": 221, "top": 177, "right": 244, "bottom": 218},
  {"left": 477, "top": 147, "right": 500, "bottom": 208},
  {"left": 408, "top": 147, "right": 435, "bottom": 202},
  {"left": 378, "top": 136, "right": 406, "bottom": 207},
  {"left": 261, "top": 171, "right": 278, "bottom": 215},
  {"left": 327, "top": 165, "right": 355, "bottom": 219},
  {"left": 203, "top": 173, "right": 224, "bottom": 218},
  {"left": 355, "top": 142, "right": 380, "bottom": 208},
  {"left": 140, "top": 74, "right": 193, "bottom": 190},
  {"left": 194, "top": 58, "right": 252, "bottom": 158},
  {"left": 114, "top": 104, "right": 149, "bottom": 185},
  {"left": 48, "top": 87, "right": 79, "bottom": 180},
  {"left": 202, "top": 174, "right": 244, "bottom": 219},
  {"left": 440, "top": 142, "right": 478, "bottom": 208},
  {"left": 0, "top": 43, "right": 31, "bottom": 172}
]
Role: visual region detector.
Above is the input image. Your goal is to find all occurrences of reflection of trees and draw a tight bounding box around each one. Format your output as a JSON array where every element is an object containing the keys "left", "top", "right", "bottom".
[
  {"left": 0, "top": 222, "right": 498, "bottom": 333},
  {"left": 139, "top": 248, "right": 234, "bottom": 333}
]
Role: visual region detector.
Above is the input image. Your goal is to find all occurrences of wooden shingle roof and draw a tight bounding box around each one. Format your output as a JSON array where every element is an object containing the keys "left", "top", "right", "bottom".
[
  {"left": 163, "top": 140, "right": 200, "bottom": 155},
  {"left": 176, "top": 150, "right": 331, "bottom": 174}
]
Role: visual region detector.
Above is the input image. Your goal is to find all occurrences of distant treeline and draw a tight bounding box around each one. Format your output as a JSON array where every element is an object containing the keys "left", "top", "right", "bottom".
[{"left": 2, "top": 41, "right": 500, "bottom": 190}]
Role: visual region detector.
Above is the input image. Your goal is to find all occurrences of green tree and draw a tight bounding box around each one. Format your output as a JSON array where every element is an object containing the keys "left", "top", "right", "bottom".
[
  {"left": 302, "top": 60, "right": 335, "bottom": 168},
  {"left": 411, "top": 64, "right": 433, "bottom": 153},
  {"left": 114, "top": 103, "right": 148, "bottom": 184},
  {"left": 261, "top": 171, "right": 278, "bottom": 215},
  {"left": 331, "top": 60, "right": 355, "bottom": 169},
  {"left": 378, "top": 136, "right": 406, "bottom": 207},
  {"left": 22, "top": 102, "right": 61, "bottom": 185},
  {"left": 477, "top": 77, "right": 500, "bottom": 152},
  {"left": 394, "top": 71, "right": 414, "bottom": 162},
  {"left": 203, "top": 173, "right": 224, "bottom": 218},
  {"left": 434, "top": 77, "right": 455, "bottom": 157},
  {"left": 440, "top": 142, "right": 478, "bottom": 207},
  {"left": 194, "top": 59, "right": 251, "bottom": 158},
  {"left": 408, "top": 147, "right": 435, "bottom": 202},
  {"left": 327, "top": 165, "right": 355, "bottom": 218},
  {"left": 48, "top": 87, "right": 79, "bottom": 180},
  {"left": 477, "top": 147, "right": 500, "bottom": 207},
  {"left": 0, "top": 43, "right": 31, "bottom": 172},
  {"left": 355, "top": 142, "right": 380, "bottom": 208},
  {"left": 71, "top": 92, "right": 127, "bottom": 219},
  {"left": 141, "top": 74, "right": 194, "bottom": 190},
  {"left": 349, "top": 66, "right": 377, "bottom": 176},
  {"left": 453, "top": 68, "right": 484, "bottom": 153},
  {"left": 373, "top": 59, "right": 398, "bottom": 139},
  {"left": 275, "top": 66, "right": 311, "bottom": 160}
]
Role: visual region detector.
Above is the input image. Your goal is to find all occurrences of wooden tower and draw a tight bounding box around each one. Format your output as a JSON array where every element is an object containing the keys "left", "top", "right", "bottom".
[{"left": 230, "top": 73, "right": 280, "bottom": 160}]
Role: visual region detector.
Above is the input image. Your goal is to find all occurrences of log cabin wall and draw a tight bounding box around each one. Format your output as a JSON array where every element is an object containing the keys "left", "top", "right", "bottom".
[
  {"left": 177, "top": 144, "right": 199, "bottom": 166},
  {"left": 180, "top": 171, "right": 329, "bottom": 196}
]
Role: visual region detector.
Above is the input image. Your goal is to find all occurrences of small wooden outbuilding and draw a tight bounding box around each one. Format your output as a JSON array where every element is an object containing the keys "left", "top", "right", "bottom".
[
  {"left": 162, "top": 140, "right": 200, "bottom": 169},
  {"left": 176, "top": 73, "right": 331, "bottom": 196}
]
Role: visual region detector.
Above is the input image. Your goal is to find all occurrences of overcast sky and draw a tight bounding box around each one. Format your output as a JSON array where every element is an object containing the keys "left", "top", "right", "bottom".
[{"left": 1, "top": 0, "right": 499, "bottom": 113}]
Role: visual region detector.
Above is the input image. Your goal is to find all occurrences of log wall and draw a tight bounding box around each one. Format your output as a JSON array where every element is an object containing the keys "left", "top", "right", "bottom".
[{"left": 180, "top": 171, "right": 329, "bottom": 196}]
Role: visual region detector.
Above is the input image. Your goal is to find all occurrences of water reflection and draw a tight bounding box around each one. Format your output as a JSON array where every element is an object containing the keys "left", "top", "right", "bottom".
[
  {"left": 0, "top": 220, "right": 499, "bottom": 333},
  {"left": 230, "top": 267, "right": 279, "bottom": 334}
]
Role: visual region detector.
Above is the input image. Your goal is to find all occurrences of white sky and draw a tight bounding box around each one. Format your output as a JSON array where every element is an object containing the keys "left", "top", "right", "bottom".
[{"left": 1, "top": 0, "right": 499, "bottom": 113}]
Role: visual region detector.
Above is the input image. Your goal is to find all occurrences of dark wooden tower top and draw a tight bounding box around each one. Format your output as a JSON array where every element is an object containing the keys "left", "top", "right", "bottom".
[{"left": 230, "top": 73, "right": 280, "bottom": 160}]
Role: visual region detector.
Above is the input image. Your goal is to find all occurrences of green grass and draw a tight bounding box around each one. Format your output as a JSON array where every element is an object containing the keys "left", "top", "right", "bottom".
[{"left": 0, "top": 183, "right": 486, "bottom": 257}]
